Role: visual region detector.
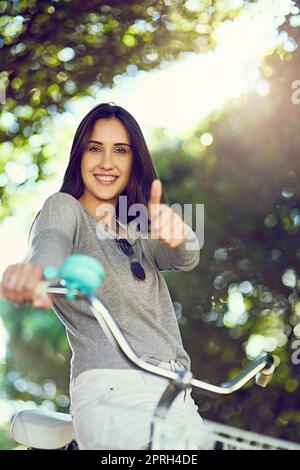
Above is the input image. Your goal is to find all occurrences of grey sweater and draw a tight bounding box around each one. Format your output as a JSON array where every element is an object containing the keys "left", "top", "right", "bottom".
[{"left": 26, "top": 192, "right": 200, "bottom": 382}]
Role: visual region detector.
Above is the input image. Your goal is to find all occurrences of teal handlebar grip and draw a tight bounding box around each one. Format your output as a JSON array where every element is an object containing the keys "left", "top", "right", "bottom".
[{"left": 43, "top": 254, "right": 105, "bottom": 298}]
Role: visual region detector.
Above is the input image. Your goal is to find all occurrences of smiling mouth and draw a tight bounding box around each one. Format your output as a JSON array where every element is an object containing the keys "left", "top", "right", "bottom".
[{"left": 93, "top": 175, "right": 119, "bottom": 185}]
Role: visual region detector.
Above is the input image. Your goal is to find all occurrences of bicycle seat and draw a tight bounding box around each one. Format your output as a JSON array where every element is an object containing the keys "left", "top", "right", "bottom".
[{"left": 10, "top": 408, "right": 74, "bottom": 449}]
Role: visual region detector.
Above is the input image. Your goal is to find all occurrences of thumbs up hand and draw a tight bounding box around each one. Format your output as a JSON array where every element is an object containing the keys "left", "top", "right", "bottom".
[{"left": 147, "top": 179, "right": 188, "bottom": 248}]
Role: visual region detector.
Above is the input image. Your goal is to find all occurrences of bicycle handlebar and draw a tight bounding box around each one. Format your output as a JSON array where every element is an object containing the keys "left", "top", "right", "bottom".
[
  {"left": 45, "top": 283, "right": 275, "bottom": 396},
  {"left": 0, "top": 276, "right": 275, "bottom": 395}
]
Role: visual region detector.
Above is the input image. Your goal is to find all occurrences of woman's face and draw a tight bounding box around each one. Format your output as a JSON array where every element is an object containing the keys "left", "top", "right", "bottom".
[{"left": 80, "top": 117, "right": 133, "bottom": 209}]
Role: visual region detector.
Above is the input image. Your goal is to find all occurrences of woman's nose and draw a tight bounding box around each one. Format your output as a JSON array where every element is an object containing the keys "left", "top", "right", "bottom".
[{"left": 99, "top": 151, "right": 114, "bottom": 170}]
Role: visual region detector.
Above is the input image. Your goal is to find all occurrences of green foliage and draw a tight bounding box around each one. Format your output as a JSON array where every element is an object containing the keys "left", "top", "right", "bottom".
[
  {"left": 0, "top": 301, "right": 71, "bottom": 449},
  {"left": 0, "top": 0, "right": 246, "bottom": 218},
  {"left": 1, "top": 299, "right": 70, "bottom": 389}
]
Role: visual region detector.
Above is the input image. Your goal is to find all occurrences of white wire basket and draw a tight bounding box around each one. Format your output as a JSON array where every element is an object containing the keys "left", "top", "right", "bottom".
[{"left": 204, "top": 420, "right": 300, "bottom": 450}]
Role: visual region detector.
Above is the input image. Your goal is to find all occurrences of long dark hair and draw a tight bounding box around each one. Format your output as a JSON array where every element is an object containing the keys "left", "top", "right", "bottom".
[
  {"left": 60, "top": 102, "right": 168, "bottom": 222},
  {"left": 29, "top": 102, "right": 168, "bottom": 240}
]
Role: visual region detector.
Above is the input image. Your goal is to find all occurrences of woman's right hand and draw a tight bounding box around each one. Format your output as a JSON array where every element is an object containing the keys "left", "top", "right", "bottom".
[{"left": 0, "top": 263, "right": 53, "bottom": 309}]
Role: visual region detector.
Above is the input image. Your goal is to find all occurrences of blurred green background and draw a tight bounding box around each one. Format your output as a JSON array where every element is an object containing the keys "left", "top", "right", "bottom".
[{"left": 1, "top": 0, "right": 300, "bottom": 449}]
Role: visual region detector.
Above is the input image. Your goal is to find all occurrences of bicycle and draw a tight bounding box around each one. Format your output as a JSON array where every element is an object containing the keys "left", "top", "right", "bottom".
[{"left": 8, "top": 253, "right": 279, "bottom": 450}]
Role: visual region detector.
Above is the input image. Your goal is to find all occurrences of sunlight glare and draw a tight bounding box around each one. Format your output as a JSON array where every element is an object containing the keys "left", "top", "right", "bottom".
[{"left": 90, "top": 0, "right": 294, "bottom": 140}]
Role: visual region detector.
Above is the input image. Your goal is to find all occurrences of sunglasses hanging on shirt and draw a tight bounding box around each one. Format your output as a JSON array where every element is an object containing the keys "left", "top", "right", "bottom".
[{"left": 114, "top": 218, "right": 146, "bottom": 282}]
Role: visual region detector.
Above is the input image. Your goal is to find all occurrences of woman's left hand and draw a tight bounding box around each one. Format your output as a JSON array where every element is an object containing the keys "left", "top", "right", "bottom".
[{"left": 147, "top": 179, "right": 188, "bottom": 248}]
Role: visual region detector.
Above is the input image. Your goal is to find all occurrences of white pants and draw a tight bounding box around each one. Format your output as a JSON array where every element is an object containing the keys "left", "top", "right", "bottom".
[{"left": 69, "top": 360, "right": 210, "bottom": 450}]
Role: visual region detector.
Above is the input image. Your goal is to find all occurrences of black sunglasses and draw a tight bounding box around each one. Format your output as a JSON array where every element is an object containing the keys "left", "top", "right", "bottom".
[{"left": 114, "top": 238, "right": 146, "bottom": 281}]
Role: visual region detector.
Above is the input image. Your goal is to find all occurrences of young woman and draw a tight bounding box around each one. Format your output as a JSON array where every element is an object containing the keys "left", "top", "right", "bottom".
[{"left": 1, "top": 103, "right": 208, "bottom": 449}]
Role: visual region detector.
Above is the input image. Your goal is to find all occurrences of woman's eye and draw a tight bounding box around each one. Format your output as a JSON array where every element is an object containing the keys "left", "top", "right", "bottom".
[{"left": 88, "top": 147, "right": 127, "bottom": 154}]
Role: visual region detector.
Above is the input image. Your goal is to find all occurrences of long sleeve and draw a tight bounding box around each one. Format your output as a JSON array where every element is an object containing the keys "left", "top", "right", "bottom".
[
  {"left": 25, "top": 192, "right": 79, "bottom": 270},
  {"left": 142, "top": 223, "right": 200, "bottom": 272}
]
